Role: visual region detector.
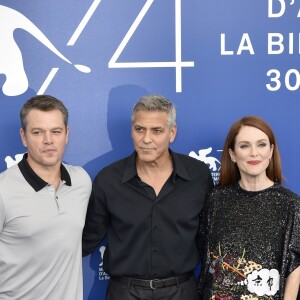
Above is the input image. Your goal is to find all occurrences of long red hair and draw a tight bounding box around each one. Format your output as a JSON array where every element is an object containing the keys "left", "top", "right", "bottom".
[{"left": 219, "top": 116, "right": 282, "bottom": 186}]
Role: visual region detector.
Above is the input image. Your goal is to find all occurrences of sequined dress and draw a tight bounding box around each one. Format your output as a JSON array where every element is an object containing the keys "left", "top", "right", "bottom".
[{"left": 199, "top": 183, "right": 300, "bottom": 300}]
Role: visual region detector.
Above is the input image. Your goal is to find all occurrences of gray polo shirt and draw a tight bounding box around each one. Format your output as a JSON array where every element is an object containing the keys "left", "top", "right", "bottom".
[{"left": 0, "top": 155, "right": 92, "bottom": 300}]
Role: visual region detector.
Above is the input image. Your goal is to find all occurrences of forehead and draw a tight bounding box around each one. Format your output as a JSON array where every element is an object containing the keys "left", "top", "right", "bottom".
[
  {"left": 133, "top": 110, "right": 169, "bottom": 126},
  {"left": 236, "top": 125, "right": 269, "bottom": 142},
  {"left": 26, "top": 109, "right": 65, "bottom": 127}
]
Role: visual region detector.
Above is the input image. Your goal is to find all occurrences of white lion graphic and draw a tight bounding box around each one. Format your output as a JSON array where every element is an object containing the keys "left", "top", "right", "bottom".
[
  {"left": 5, "top": 153, "right": 24, "bottom": 168},
  {"left": 189, "top": 147, "right": 221, "bottom": 171}
]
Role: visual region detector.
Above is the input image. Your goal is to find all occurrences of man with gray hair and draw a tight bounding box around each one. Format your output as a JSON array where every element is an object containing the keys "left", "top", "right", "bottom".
[
  {"left": 0, "top": 95, "right": 92, "bottom": 299},
  {"left": 83, "top": 94, "right": 213, "bottom": 300}
]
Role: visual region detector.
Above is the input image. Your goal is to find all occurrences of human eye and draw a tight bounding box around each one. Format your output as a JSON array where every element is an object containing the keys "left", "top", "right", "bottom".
[
  {"left": 32, "top": 130, "right": 42, "bottom": 135},
  {"left": 239, "top": 144, "right": 248, "bottom": 149},
  {"left": 52, "top": 129, "right": 63, "bottom": 135},
  {"left": 153, "top": 128, "right": 163, "bottom": 135},
  {"left": 258, "top": 142, "right": 267, "bottom": 148},
  {"left": 134, "top": 126, "right": 144, "bottom": 133}
]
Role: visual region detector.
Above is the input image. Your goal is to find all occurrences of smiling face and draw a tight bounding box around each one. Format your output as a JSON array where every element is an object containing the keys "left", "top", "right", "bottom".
[
  {"left": 131, "top": 110, "right": 177, "bottom": 165},
  {"left": 229, "top": 125, "right": 274, "bottom": 181},
  {"left": 20, "top": 109, "right": 69, "bottom": 172}
]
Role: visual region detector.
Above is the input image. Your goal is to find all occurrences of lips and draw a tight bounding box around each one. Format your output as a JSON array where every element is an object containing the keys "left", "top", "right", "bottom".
[
  {"left": 140, "top": 146, "right": 155, "bottom": 150},
  {"left": 247, "top": 160, "right": 261, "bottom": 165},
  {"left": 42, "top": 149, "right": 56, "bottom": 153}
]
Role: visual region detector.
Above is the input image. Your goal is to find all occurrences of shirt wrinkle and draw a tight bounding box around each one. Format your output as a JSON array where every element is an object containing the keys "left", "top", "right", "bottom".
[
  {"left": 82, "top": 150, "right": 214, "bottom": 278},
  {"left": 0, "top": 160, "right": 92, "bottom": 300}
]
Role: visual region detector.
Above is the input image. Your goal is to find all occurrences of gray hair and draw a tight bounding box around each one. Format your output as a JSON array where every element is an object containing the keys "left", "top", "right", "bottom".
[
  {"left": 131, "top": 95, "right": 176, "bottom": 127},
  {"left": 20, "top": 95, "right": 69, "bottom": 130}
]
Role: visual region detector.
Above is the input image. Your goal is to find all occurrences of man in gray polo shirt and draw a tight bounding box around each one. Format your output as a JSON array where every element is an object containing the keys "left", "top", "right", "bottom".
[{"left": 0, "top": 95, "right": 92, "bottom": 299}]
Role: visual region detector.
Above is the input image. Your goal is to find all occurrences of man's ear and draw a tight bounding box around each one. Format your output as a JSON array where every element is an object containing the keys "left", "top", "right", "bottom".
[
  {"left": 169, "top": 125, "right": 177, "bottom": 143},
  {"left": 20, "top": 128, "right": 27, "bottom": 148}
]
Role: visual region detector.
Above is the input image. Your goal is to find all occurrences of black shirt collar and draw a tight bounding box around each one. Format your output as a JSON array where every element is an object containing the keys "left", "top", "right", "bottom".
[
  {"left": 18, "top": 153, "right": 72, "bottom": 192},
  {"left": 121, "top": 149, "right": 191, "bottom": 184}
]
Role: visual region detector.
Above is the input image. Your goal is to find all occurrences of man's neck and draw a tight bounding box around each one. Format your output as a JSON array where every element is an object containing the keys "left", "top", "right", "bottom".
[
  {"left": 136, "top": 155, "right": 173, "bottom": 196},
  {"left": 27, "top": 158, "right": 62, "bottom": 190},
  {"left": 136, "top": 152, "right": 173, "bottom": 173}
]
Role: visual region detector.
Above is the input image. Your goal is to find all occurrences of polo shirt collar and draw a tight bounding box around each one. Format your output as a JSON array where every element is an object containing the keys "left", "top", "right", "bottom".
[
  {"left": 121, "top": 149, "right": 191, "bottom": 184},
  {"left": 18, "top": 153, "right": 72, "bottom": 192}
]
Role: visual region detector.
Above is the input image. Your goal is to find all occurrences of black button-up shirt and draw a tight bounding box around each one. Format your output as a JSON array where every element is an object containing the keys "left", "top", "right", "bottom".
[{"left": 82, "top": 150, "right": 213, "bottom": 278}]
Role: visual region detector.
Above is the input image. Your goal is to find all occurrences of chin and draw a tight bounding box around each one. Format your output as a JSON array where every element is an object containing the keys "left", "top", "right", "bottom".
[
  {"left": 139, "top": 157, "right": 156, "bottom": 163},
  {"left": 43, "top": 159, "right": 60, "bottom": 166},
  {"left": 137, "top": 151, "right": 153, "bottom": 158},
  {"left": 139, "top": 154, "right": 157, "bottom": 163}
]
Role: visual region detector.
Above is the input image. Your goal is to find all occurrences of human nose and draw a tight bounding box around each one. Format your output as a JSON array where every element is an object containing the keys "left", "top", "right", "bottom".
[
  {"left": 142, "top": 130, "right": 152, "bottom": 144},
  {"left": 250, "top": 146, "right": 258, "bottom": 157},
  {"left": 43, "top": 131, "right": 53, "bottom": 144}
]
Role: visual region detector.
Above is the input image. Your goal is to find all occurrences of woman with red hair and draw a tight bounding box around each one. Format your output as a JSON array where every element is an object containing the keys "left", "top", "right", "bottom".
[{"left": 199, "top": 116, "right": 300, "bottom": 299}]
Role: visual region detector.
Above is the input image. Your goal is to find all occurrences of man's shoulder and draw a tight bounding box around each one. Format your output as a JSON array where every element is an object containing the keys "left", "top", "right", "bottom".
[
  {"left": 94, "top": 156, "right": 130, "bottom": 179},
  {"left": 172, "top": 151, "right": 214, "bottom": 191},
  {"left": 0, "top": 164, "right": 21, "bottom": 183},
  {"left": 63, "top": 163, "right": 92, "bottom": 185},
  {"left": 63, "top": 163, "right": 89, "bottom": 175},
  {"left": 173, "top": 151, "right": 210, "bottom": 171},
  {"left": 0, "top": 166, "right": 25, "bottom": 198}
]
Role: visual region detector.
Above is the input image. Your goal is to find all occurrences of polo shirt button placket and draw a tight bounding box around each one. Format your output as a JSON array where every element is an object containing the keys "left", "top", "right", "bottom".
[{"left": 55, "top": 195, "right": 60, "bottom": 211}]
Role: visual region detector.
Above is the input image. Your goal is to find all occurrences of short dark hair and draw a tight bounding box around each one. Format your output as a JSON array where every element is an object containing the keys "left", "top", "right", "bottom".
[
  {"left": 219, "top": 116, "right": 282, "bottom": 185},
  {"left": 20, "top": 95, "right": 69, "bottom": 130}
]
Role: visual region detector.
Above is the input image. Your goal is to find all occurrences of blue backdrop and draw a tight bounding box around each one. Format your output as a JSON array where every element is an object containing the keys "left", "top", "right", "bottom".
[{"left": 0, "top": 1, "right": 299, "bottom": 299}]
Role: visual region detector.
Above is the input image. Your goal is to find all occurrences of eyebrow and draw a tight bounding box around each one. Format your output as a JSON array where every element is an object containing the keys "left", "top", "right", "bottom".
[
  {"left": 30, "top": 126, "right": 64, "bottom": 131},
  {"left": 134, "top": 124, "right": 164, "bottom": 129},
  {"left": 237, "top": 138, "right": 268, "bottom": 144},
  {"left": 151, "top": 126, "right": 164, "bottom": 130}
]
